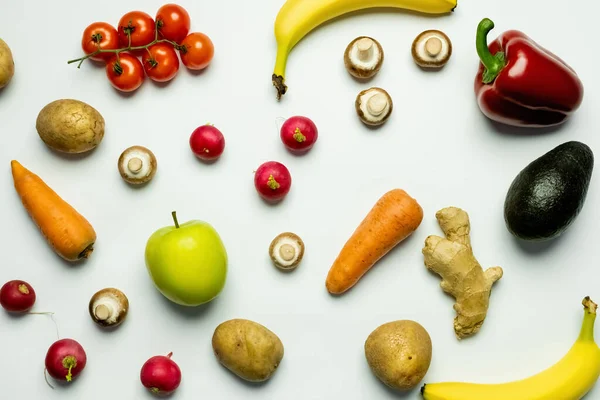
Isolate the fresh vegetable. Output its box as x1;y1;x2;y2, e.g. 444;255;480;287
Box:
412;29;452;68
0;280;36;312
326;189;423;295
474;18;584;127
422;207;503;339
179;32;214;70
212;319;284;382
280;116;318;154
0;38;14;89
504;141;594;241
269;232;305;271
11;160;97;262
45;339;87;384
145;211;228;306
343;36;384;79
118;145;158;185
365;320;432;390
422;297;600;400
355;87;393;126
36;99;105;154
117;10;156;48
142;43;179;82
89;288;129;328
271;0;457;99
254;161;292;202
81;22;120;62
189;124;225;161
156;4;191;43
106;52;145;92
140;352;182;396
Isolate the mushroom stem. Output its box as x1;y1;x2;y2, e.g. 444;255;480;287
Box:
127;157;143;174
367;94;388;116
356;38;374;62
279;244;296;261
94;304;112;321
425;37;442;57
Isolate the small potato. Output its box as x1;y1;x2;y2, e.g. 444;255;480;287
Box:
0;38;15;89
364;320;432;391
212;319;284;382
36;99;105;154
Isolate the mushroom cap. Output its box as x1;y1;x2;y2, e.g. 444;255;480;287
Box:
344;36;384;79
411;30;452;68
88;288;129;328
269;232;305;271
355;87;393;126
117;145;157;185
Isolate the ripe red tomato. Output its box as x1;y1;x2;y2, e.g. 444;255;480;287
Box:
81;22;120;62
117;11;156;48
106;52;145;92
142;43;180;82
179;32;214;70
156;4;190;43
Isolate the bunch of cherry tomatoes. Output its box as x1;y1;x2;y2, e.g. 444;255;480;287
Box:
73;4;214;92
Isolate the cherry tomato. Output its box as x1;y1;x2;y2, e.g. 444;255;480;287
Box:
142;43;180;82
117;11;156;48
106;52;145;92
156;4;190;43
81;22;120;62
179;32;214;70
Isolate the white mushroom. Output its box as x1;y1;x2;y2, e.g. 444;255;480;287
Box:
355;87;393;126
118;145;157;185
344;36;384;79
89;288;129;328
411;30;452;68
269;232;305;271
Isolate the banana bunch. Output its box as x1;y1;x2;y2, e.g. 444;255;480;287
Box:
271;0;458;100
422;297;600;400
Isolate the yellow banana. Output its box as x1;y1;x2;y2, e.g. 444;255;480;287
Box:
271;0;457;100
422;297;600;400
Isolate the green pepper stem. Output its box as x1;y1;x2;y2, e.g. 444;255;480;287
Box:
476;18;506;84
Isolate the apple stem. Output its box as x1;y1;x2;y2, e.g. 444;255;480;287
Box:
171;211;180;229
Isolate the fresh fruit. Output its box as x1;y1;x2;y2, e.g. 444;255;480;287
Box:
179;32;214;70
504;141;594;241
36;99;105;154
280;116;318;154
81;22;120;62
88;288;129;328
212;319;284;382
271;0;458;99
0;38;14;89
45;339;87;383
421;297;600;400
142;42;180;82
156;4;191;43
106;52;145;92
189;124;225;161
117;10;156;48
145;212;228;306
140;352;182;395
253;161;292;202
0;280;36;312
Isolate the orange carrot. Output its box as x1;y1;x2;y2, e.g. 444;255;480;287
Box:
11;160;96;262
326;189;423;295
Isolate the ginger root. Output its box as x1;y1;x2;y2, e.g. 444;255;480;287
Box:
422;207;503;339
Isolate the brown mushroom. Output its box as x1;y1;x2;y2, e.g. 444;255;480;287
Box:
269;232;305;271
89;288;129;328
344;36;384;79
118;145;157;185
411;30;452;68
355;87;393;126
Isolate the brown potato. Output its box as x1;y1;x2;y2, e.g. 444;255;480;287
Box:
0;38;14;89
364;320;432;390
212;319;284;382
36;99;105;154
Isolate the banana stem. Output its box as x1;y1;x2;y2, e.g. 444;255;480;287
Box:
579;297;598;342
272;46;289;100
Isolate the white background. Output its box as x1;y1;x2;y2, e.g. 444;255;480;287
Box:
1;0;599;399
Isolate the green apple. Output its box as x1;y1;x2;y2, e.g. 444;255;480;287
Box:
145;211;227;306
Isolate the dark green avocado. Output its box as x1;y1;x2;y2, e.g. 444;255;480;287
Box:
504;141;594;241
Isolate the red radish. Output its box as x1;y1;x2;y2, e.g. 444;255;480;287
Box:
254;161;292;202
0;280;36;312
189;124;225;161
140;352;182;395
45;339;87;383
280;116;318;154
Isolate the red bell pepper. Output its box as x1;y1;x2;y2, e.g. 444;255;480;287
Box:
474;18;584;128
